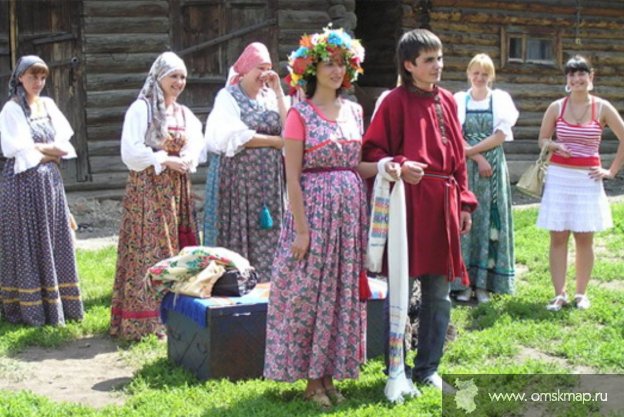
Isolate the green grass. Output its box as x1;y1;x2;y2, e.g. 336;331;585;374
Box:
1;203;623;416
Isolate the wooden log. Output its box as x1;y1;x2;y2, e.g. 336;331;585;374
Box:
86;73;146;91
82;16;169;34
88;140;121;157
432;0;624;19
430;10;621;30
429;21;501;35
86;106;128;125
436;31;499;47
84;33;170;54
83;1;168;18
277;0;330;9
89;155;127;173
84;52;158;73
277;10;330;30
86;89;137;108
87;123;123;142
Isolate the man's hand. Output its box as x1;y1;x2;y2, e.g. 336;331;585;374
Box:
384;161;401;180
401;161;428;184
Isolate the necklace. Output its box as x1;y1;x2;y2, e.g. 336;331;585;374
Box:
568;98;591;124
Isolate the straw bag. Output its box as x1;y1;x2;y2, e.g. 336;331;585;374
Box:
516;145;551;198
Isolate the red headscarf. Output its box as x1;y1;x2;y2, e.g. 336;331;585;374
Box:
227;42;272;85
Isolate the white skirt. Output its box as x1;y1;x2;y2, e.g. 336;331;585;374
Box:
537;164;612;232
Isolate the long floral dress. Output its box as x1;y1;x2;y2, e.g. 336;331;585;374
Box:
0;109;83;326
110;104;198;340
264;99;368;382
452;94;515;294
203;84;284;281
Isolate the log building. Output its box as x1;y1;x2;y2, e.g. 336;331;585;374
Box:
1;0;622;191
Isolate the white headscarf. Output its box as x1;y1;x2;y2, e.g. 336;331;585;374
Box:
138;52;187;148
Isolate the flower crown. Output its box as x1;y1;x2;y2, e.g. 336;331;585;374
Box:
285;26;365;93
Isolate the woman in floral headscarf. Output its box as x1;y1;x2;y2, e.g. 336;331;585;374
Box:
202;42;287;281
110;52;204;341
0;55;83;326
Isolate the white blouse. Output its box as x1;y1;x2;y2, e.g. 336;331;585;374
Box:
0;98;76;174
454;88;519;142
203;86;281;158
121;99;205;174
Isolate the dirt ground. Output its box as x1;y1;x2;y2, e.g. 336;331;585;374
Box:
1;178;622;409
0;336;134;408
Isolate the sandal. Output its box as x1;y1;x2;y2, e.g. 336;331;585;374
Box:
546;294;568;312
456;288;472;302
325;386;346;404
574;294;591;310
303;388;332;409
475;289;490;304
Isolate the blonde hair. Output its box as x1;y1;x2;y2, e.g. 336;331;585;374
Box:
466;53;495;83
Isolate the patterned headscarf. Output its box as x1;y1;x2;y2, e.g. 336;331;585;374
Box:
138;51;187;148
7;55;47;119
226;42;272;85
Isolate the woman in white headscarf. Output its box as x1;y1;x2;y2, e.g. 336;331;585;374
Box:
110;52;204;341
0;55;83;326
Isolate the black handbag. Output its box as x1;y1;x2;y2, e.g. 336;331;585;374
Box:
211;268;258;297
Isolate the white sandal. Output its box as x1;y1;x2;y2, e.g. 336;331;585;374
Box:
574;294;591;310
475;289;490;304
546;294;568;311
456;288;472;302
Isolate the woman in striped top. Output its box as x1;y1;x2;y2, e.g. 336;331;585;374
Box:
537;55;624;311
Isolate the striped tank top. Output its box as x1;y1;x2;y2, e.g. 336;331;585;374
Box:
555;96;602;158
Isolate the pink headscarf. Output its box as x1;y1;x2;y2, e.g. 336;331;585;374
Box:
226;42;272;85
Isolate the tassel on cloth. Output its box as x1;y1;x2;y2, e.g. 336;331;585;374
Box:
178;226;198;250
259;204;274;230
359;270;372;301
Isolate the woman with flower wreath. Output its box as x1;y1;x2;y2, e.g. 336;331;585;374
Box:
263;28;381;408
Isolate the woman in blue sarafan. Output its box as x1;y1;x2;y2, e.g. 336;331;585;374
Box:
0;55;83;326
452;53;519;304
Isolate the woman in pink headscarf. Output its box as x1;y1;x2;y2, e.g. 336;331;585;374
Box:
202;42;287;281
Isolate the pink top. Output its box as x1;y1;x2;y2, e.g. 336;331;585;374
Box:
555;96;603;158
283;99;362;142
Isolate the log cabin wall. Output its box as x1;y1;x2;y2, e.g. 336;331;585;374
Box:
5;1;620;190
78;0;278;192
79;0;171;191
276;0;357;71
403;0;624;179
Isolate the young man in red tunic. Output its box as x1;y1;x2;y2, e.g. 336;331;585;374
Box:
362;29;478;390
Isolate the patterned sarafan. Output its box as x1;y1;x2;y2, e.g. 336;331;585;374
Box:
264;99;368;382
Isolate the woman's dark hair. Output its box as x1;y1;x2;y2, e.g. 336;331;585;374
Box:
564;55;593;75
397;29;442;87
303;73;343;99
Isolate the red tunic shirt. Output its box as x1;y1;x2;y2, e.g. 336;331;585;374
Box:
362;85;478;283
